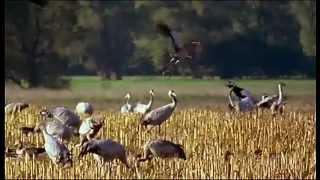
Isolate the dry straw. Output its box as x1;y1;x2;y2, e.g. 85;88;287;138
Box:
5;106;316;179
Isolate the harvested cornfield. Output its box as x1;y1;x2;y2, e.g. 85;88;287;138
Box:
5;106;316;179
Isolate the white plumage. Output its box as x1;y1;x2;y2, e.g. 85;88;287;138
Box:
121;93;133;113
133;89;155;114
270;83;286;115
256;83;286;115
42;128;72;168
77;116;103;147
75;102;93;118
256;94;278;108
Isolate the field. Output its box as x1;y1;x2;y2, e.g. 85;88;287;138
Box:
5;76;316;179
5;76;316;111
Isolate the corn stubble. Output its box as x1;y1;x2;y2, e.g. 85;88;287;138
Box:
5;106;316;179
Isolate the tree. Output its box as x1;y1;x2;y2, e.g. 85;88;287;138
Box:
289;1;316;57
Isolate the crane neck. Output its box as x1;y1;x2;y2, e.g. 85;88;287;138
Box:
170;95;177;107
278;84;283;103
147;93;154;108
126;97;130;105
228;90;235;108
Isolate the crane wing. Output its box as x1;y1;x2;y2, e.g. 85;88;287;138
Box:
156;23;182;52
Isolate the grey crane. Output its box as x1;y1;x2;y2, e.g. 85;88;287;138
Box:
19;108;80;142
76;116;103;147
136;139;186;166
34;118;75;144
140;90;177;133
256;83;286;115
40;106;81;134
78;139;130;169
75;102;94;119
20;109;79;141
5;102;29;115
156;23;202;74
256;94;278;109
121;93;133;113
226;81;258;104
42;127;73;168
133;89;155;114
270;83;286;115
227;89;256;112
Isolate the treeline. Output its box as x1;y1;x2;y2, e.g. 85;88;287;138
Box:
5;0;315;88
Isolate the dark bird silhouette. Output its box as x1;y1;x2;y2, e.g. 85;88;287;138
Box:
226;81;257;103
156;23;201;74
136;139;186;167
78;139;131;169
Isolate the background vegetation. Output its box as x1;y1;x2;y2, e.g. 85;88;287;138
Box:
5;0;316;88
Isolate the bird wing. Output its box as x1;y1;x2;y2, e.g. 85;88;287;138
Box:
170;31;183;51
156;23;182;52
121;104;132;113
45;121;64;137
53;107;81;128
98;140;125;158
79;120;92;135
149;140;180;158
239;97;255;112
75;103;86;114
257;96;276;107
143;104;174;125
44;137;61;159
134;103;148;113
241;89;258;103
76;102;93;115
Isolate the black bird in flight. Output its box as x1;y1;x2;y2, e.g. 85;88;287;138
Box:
156;23;202;75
